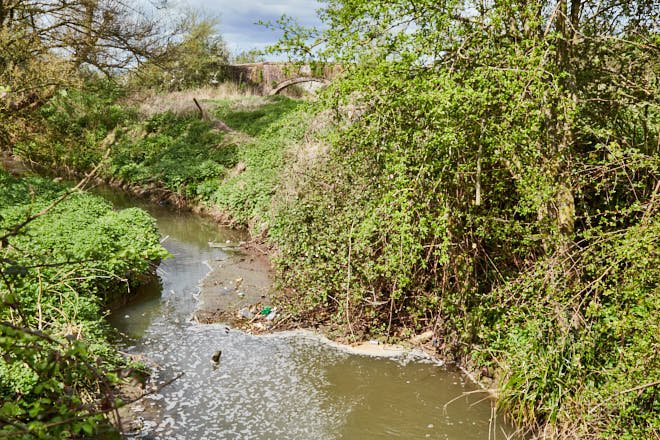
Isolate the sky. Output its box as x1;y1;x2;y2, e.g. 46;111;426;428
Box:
184;0;324;56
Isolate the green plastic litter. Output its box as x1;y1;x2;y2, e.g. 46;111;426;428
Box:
260;306;272;315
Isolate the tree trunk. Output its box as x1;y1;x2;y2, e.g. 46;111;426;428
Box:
547;0;579;255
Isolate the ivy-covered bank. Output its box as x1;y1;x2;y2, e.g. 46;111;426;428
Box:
0;170;167;437
14;84;314;232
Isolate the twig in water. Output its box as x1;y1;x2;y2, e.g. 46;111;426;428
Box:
122;372;185;407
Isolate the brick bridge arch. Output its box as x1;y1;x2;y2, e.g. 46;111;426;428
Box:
224;62;340;95
269;77;331;95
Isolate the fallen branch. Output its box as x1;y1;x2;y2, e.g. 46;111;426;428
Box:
192;98;233;132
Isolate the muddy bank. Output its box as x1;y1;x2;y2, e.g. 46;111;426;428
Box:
176;220;499;397
193;244;276;327
193;249;498;398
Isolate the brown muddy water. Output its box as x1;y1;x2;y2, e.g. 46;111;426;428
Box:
1;158;522;439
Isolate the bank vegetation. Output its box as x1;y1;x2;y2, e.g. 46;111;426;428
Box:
1;0;659;438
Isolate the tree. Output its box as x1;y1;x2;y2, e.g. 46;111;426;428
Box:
231;49;265;64
129;9;230;90
267;0;659;436
0;0;173;146
0;0;168;72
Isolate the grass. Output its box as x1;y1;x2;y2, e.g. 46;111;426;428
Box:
110;94;310;231
125;83;258;117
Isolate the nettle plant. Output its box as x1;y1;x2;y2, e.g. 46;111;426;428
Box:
0;170;168;438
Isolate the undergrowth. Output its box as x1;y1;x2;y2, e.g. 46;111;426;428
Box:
14;86;311;231
0;170;168;437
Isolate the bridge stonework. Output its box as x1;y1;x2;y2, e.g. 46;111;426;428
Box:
223;62;340;95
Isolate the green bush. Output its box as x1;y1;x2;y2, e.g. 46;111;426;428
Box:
264;0;660;436
0;170;168;437
15;81;137;170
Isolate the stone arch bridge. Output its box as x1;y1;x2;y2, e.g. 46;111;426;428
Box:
223;62;340;95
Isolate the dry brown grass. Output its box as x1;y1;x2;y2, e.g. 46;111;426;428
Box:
228;96;271;112
288;109;334;176
276;138;330;206
125;83;258;117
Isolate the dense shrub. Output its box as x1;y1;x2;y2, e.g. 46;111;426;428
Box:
266;0;660;437
0;170;168;437
15;80;137;170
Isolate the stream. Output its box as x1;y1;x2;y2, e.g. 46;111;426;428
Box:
1;155;519;439
99;188;517;440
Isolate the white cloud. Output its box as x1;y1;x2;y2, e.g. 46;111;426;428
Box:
182;0;323;54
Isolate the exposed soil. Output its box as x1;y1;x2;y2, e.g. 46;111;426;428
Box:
193;244;276;327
